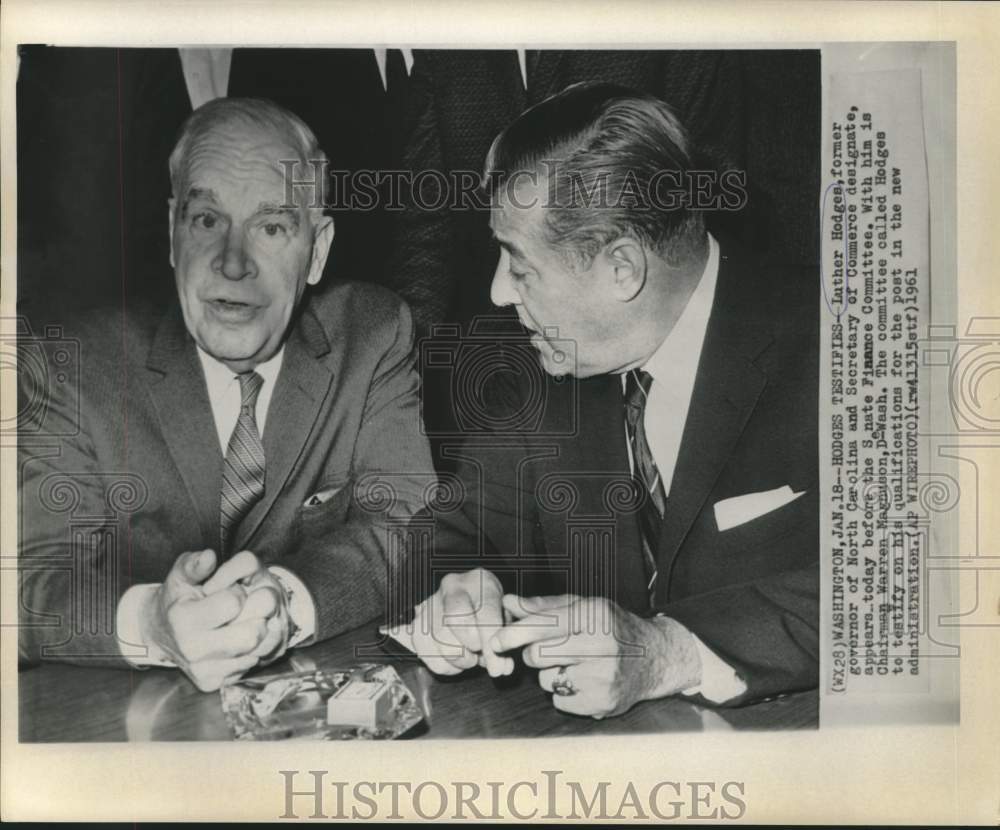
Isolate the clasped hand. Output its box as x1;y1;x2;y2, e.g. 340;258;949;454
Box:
399;568;701;718
139;549;291;691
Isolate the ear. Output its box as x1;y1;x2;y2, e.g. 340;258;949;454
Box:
306;215;335;286
167;198;177;269
603;237;647;302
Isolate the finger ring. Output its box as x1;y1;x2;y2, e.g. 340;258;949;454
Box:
551;666;577;697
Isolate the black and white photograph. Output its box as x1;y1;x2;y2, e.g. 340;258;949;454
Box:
15;42;821;737
1;0;996;824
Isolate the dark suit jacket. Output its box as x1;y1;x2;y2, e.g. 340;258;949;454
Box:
417;242;818;705
386;49;820;337
18;281;434;666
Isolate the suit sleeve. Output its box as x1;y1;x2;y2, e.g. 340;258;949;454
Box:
389;373;543;620
277;299;437;642
658;526;819;706
431;439;541;594
18;346;137;667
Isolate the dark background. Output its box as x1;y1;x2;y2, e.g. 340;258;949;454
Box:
16;46;820;330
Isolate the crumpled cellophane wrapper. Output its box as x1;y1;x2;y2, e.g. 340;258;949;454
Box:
221;663;423;740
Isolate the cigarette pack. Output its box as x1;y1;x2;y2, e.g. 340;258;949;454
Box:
327;679;393;728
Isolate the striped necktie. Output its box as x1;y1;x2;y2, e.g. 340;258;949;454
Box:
624;369;666;603
220;371;266;556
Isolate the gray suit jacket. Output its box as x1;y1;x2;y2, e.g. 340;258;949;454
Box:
18;281;434;665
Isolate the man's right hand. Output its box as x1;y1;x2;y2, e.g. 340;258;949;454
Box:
137;549;283;691
405;568;514;678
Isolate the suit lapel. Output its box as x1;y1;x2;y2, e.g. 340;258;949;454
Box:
234;303;335;550
145;306;224;549
653;248;773;601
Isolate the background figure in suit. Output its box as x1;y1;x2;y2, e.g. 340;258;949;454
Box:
397;83;818;716
16;46;410;317
386;49;820;337
19;98;434;692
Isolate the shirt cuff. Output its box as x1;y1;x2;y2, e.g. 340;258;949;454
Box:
268;566;316;648
682;631;747;704
117;584;174;667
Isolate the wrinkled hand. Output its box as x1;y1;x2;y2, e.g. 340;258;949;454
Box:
402;568;514;677
139;549;288;691
489;594;701;718
207;551;292;665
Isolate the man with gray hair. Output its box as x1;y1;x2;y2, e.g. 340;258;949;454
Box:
19;97;433;691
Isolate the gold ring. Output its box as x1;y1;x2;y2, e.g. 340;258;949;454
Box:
551;666;578;697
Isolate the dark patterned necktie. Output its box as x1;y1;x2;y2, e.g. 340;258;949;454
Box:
624;369;666;601
220;371;265;556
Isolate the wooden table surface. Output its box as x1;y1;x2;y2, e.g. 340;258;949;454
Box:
19;622;817;741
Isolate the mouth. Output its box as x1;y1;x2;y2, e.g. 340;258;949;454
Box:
523;324;544;350
517;314;539;336
519;316;549;345
205;298;261;321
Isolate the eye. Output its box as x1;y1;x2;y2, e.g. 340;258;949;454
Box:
263;222;287;237
192;212;219;230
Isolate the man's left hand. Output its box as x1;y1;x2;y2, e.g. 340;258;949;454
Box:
489;594;702;718
203;551;291;665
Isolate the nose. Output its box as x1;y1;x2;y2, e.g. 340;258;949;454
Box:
215;226;256;281
490;251;521;308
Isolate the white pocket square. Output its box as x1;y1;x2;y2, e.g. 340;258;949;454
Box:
713;485;805;532
303;485;342;508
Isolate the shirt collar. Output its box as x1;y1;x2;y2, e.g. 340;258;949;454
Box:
196;345;285;402
643;233;720;383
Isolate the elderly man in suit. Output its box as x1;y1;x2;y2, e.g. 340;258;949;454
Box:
399;83;818;716
19;97;433;691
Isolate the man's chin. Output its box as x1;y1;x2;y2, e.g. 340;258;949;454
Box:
198;333;270;371
536;349;576;378
532;337;577;378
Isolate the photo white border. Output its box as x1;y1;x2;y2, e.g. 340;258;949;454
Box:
2;0;997;822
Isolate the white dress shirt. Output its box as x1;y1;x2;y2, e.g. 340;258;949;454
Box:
117;347;316;666
622;234;748;704
197;345;283;449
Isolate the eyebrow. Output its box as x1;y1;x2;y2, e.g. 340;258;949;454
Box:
180;187;218;217
254;203;301;227
179;193;301;228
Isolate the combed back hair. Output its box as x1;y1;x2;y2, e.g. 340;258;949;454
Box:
484;81;706;268
168;97;329;214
